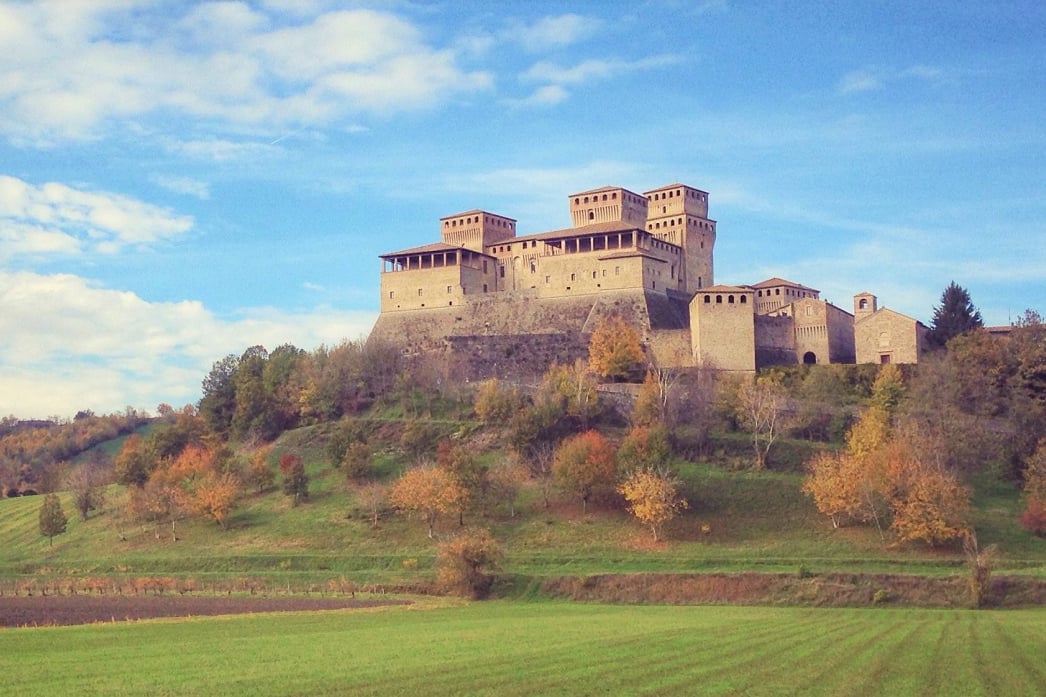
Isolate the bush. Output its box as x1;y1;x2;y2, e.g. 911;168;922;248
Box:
1020;498;1046;536
436;528;503;599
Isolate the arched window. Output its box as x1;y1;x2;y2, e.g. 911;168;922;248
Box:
716;295;723;304
728;295;735;304
704;295;711;304
740;295;747;304
859;298;869;310
803;352;817;365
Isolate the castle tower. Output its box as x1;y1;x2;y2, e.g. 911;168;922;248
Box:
854;292;878;320
568;187;648;228
440;210;516;252
644;184;716;293
689;285;755;371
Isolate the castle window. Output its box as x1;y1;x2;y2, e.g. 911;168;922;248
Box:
447;286;452;294
716;295;723;304
704;295;710;304
775;289;780;295
592;271;597;279
602;194;608;201
531;261;536;273
483;260;488;273
545;275;550;284
389;291;394;299
615;266;620;275
740;295;747;304
728;295;735;304
588;211;595;221
612;192;617;199
574;198;579;205
570;273;576;281
417;288;423;296
859;298;869;310
499;266;505;278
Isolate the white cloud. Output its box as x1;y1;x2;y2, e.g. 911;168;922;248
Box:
512;14;599;52
0;270;378;418
523;55;682;85
0;4;492;143
0;175;193;255
151;175;211;200
506;85;570;108
838;69;882;94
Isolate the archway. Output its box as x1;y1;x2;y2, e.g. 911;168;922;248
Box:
803;352;817;365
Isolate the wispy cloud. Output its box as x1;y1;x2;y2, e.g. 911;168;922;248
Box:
510;14;600;52
838;64;949;95
838;69;883;94
152;175;211;200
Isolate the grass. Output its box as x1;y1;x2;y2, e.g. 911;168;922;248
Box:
2;602;1045;696
1;421;1043;587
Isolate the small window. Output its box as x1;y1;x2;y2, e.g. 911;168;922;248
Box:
417;288;423;296
570;273;576;281
545;275;550;284
728;295;735;304
740;295;747;304
716;295;723;304
704;295;711;304
389;291;394;299
447;286;452;294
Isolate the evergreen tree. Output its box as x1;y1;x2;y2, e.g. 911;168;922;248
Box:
928;281;983;349
38;493;68;546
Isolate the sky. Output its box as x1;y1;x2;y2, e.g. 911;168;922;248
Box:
1;0;1044;419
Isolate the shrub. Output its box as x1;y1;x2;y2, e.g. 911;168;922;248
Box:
435;528;503;599
1019;498;1046;536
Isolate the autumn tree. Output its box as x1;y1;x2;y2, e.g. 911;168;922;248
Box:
588;315;645;382
618;468;688;542
632;369;682;427
927;281;983;349
736;375;789;469
245;446;276;494
66;462;108;521
435;528;503;598
187;471;241;529
436;440;487;525
38;493;68;546
486;458;529;518
1020;440;1046;535
617;425;672;473
473;379;525;425
355;482;389;528
540;360;602;429
553;430;617;512
882;433;971;546
279;454;309;506
389;466;465;538
113;434;155;488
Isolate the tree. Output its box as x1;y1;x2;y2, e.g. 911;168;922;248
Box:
435;528;503;599
66;463;108;521
553;430;617;512
199;353;240;436
883;435;971;546
355;482;389;528
279;454;309;506
486;458;528;518
927;281;983;349
389;466;466;538
435;440;487;525
588;315;645;382
540;360;601;428
38;493;68;546
618;468;688;541
632;369;682;427
113;434;156;488
1020;440;1046;536
341;441;373;481
474;379;524;425
736;375;788;469
187;471;241;529
245;446;276;494
617;425;672;473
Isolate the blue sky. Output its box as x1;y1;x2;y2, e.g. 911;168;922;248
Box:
1;0;1044;418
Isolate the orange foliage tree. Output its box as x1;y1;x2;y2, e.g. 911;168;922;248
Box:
553;430;617;512
618;468;688;542
588;315;645;382
1019;439;1046;535
435;527;503;598
186;471;241;529
389;466;466;538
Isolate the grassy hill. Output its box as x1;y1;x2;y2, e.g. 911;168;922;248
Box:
1;416;1043;595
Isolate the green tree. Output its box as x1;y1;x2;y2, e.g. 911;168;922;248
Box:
199;353;240;436
927;281;983;349
65;463;107;521
113;433;155;488
38;493;68;546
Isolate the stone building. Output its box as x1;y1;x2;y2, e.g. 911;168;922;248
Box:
853;293;928;364
371;183;918;377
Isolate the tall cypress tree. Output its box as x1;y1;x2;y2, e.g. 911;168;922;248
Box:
928;281;983;349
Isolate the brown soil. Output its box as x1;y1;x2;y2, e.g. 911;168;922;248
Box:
0;595;409;628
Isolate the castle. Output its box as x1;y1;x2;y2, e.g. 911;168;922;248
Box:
370;183;927;378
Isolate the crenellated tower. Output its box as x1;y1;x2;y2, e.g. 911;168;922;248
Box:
643;184;716;293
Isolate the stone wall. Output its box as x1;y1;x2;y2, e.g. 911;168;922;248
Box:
855;308;926;364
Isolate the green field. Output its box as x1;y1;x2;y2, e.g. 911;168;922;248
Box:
2;602;1045;696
